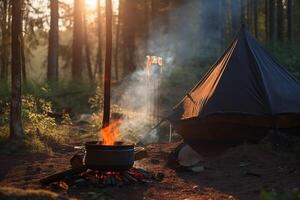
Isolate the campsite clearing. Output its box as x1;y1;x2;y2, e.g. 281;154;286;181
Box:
0;142;299;200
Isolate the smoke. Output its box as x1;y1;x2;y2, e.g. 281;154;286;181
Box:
113;0;236;144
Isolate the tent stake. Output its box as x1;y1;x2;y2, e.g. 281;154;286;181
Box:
169;123;172;143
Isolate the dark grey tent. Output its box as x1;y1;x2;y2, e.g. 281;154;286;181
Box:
170;26;300;145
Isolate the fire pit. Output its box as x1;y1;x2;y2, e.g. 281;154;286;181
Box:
84;141;134;171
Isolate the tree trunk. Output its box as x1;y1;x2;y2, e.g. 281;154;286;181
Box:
287;0;293;41
253;0;258;37
123;0;136;73
102;0;113;128
83;2;93;83
231;0;241;37
47;0;59;82
240;0;245;24
95;0;103;80
10;0;24;138
247;0;251;30
21;36;26;83
72;0;84;81
269;0;276;41
113;2;120;82
0;0;9;81
265;0;269;41
276;0;284;41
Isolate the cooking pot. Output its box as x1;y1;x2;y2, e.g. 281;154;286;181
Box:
84;141;134;170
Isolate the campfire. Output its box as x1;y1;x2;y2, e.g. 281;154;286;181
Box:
100;119;121;146
40;118;162;189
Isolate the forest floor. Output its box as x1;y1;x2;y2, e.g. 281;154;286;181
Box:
0;137;300;200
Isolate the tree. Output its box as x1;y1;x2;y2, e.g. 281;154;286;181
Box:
95;0;103;79
231;0;241;37
122;0;136;73
47;0;59;82
0;0;10;82
265;0;268;41
113;2;120;82
72;0;84;81
269;0;276;41
276;0;284;41
287;0;293;41
83;2;93;83
21;36;26;83
10;0;24;138
253;0;258;37
102;0;113;128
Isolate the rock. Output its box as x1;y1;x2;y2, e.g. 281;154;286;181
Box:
191;165;205;173
155;172;164;181
193;185;199;189
239;162;250;167
150;159;160;165
178;144;204;167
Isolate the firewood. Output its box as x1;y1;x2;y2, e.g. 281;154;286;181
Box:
70;153;84;169
40;166;87;185
122;172;137;183
134;146;148;161
111;176;116;186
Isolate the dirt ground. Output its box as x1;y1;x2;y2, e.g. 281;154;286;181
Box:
0;142;300;200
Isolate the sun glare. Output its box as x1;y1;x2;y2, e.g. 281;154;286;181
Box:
85;0;119;10
86;0;98;9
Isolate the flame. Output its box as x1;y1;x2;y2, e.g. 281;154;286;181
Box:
100;120;121;145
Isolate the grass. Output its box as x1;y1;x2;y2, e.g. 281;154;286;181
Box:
260;188;300;200
0;186;77;200
0;127;70;156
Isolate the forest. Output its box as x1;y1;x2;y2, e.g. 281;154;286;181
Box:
0;0;300;200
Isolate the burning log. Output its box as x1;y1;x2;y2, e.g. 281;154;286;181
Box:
41;167;160;188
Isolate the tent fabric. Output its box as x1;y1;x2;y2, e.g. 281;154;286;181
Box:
170;26;300;122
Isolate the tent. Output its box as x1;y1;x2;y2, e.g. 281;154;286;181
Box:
169;26;300;145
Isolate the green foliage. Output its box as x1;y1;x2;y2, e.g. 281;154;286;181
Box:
22;95;56;133
266;42;300;78
160;64;207;107
88;85;104;113
260;189;300;200
23;80;95;113
0;94;69;155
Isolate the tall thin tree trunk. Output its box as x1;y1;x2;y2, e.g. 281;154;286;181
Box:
21;37;26;83
240;0;245;24
276;0;284;41
247;0;251;29
1;0;9;81
231;0;240;36
102;0;113;128
47;0;59;82
265;0;269;41
220;0;225;49
72;0;84;81
95;0;103;80
253;0;258;37
10;0;24;138
113;2;120;82
287;0;293;41
122;0;136;73
83;2;93;83
269;0;276;41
